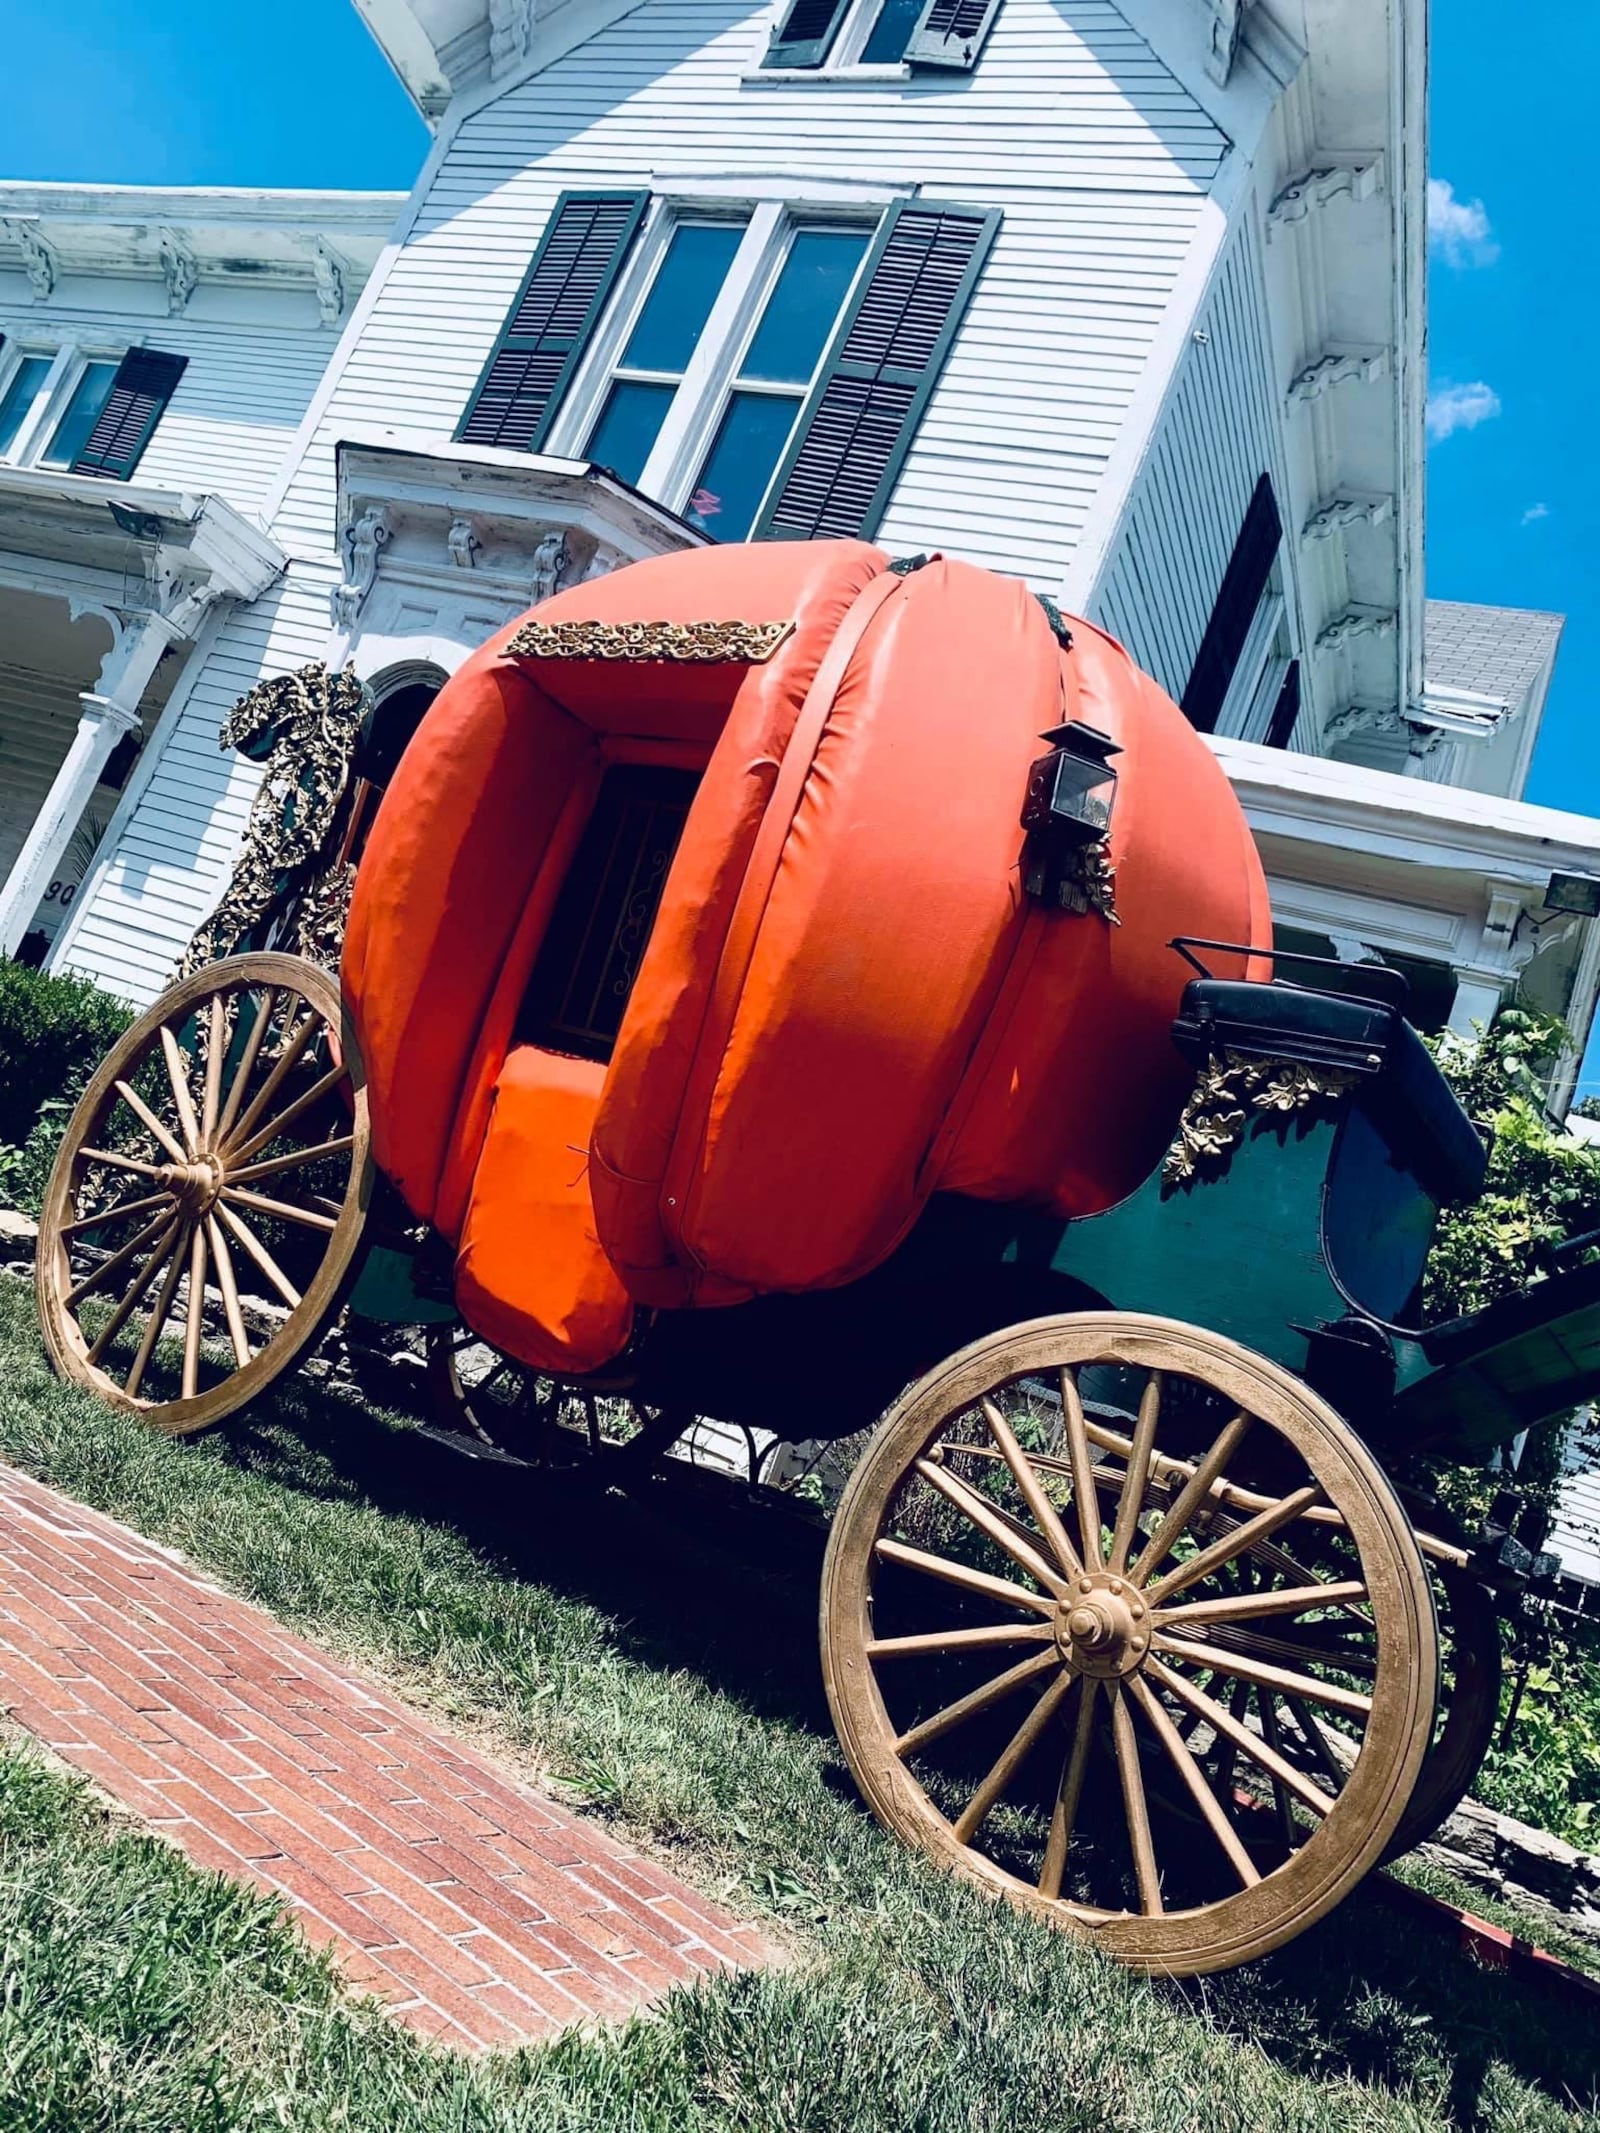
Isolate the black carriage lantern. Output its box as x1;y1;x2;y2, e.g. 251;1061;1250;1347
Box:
1020;719;1121;908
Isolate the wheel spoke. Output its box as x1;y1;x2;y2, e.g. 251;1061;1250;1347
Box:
1131;1411;1252;1587
227;1061;348;1169
914;1457;1072;1600
1109;1682;1162;1915
980;1397;1084;1578
181;1224;209;1399
1145;1657;1336;1818
952;1669;1074;1844
873;1537;1057;1617
226;1134;355;1186
1156;1578;1368;1630
221;1011;319;1157
1283;1694;1351;1791
866;1622;1057;1659
894;1647;1061;1759
213;1199;302;1310
200;996;227;1142
113;1079;187;1165
1107;1370;1161;1575
1059;1368;1105;1568
123;1222;192;1399
78;1147;164;1180
1124;1671;1260;1889
60;1189;173;1238
1039;1675;1099;1900
66;1208;176;1308
1256;1689;1299;1851
1152;1632;1372;1719
205;1213;252;1369
159;1026;202;1154
214;986;277;1145
86;1216;183;1364
221;1185;338;1234
1143;1485;1322;1609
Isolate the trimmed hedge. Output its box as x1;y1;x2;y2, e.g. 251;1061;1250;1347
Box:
0;961;132;1153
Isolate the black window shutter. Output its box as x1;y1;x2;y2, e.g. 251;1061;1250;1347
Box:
763;0;854;67
754;201;999;543
1264;658;1301;748
70;348;187;481
904;0;1005;69
458;191;649;453
1180;473;1282;734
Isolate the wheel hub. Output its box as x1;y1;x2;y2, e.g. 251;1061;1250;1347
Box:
1055;1570;1149;1679
158;1154;224;1218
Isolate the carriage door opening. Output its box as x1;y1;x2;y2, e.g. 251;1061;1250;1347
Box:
517;763;701;1061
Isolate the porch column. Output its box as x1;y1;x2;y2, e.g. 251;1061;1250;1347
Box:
0;608;181;959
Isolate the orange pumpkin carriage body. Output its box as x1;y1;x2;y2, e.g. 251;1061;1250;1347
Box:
341;540;1269;1378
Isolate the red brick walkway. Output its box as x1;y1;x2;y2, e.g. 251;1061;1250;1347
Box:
0;1461;769;2051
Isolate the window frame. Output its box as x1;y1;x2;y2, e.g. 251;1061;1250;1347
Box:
548;196;879;534
0;339;148;471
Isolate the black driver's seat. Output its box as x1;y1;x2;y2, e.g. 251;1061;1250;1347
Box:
1171;979;1488;1207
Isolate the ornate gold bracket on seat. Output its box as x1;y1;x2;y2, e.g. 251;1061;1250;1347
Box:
179;663;369;978
1163;1049;1358;1185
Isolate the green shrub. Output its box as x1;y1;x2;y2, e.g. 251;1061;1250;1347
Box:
0;962;131;1202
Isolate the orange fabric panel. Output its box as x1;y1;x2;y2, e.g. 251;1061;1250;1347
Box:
432;764;602;1245
657;560;1061;1295
453;1047;634;1376
588;541;890;1304
342;631;591;1223
936;626;1270;1216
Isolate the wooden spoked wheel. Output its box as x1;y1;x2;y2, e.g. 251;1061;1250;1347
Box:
821;1313;1438;1975
1385;1561;1501;1858
36;953;371;1435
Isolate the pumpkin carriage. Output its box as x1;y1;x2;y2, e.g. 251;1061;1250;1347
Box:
33;539;1596;1975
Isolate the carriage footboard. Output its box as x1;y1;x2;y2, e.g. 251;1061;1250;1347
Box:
1391;1253;1600;1451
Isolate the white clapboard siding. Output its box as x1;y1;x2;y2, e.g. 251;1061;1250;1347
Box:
0;303;333;517
273;0;1225;587
1088;219;1287;704
0;665;89;887
59;567;335;1004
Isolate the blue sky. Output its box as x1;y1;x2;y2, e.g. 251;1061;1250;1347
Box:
6;0;1591;1048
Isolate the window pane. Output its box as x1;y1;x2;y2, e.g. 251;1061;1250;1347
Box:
740;229;869;385
687;391;801;540
0;356;52;458
621;222;745;376
42;361;119;469
860;0;927;63
586;378;676;486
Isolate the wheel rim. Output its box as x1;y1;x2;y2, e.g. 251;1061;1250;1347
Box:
36;953;370;1435
820;1312;1437;1976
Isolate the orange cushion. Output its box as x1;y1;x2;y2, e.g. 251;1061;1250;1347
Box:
453;1046;634;1376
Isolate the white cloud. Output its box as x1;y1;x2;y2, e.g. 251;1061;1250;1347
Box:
1522;502;1550;525
1428;178;1500;266
1426;381;1502;441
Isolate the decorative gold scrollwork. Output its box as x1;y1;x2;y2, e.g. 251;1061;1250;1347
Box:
179;663;369;978
1163;1050;1358;1185
1057;837;1119;923
506;617;795;664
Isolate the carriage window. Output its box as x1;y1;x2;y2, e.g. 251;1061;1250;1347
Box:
518;764;700;1061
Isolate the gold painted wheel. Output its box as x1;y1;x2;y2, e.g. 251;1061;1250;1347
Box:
36;953;370;1435
820;1312;1437;1976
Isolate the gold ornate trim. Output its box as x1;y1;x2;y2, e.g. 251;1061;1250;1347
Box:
1163;1049;1358;1185
506;617;795;664
1057;838;1119;924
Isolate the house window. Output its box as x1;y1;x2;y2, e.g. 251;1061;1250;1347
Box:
574;213;872;539
1181;474;1286;736
0;345;184;478
0;354;55;459
459;190;998;544
761;0;1003;71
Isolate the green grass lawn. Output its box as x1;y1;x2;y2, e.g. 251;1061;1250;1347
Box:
0;1278;1596;2133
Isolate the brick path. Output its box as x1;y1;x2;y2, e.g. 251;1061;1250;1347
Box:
0;1461;770;2051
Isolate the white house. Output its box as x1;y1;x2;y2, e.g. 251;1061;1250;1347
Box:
15;0;1599;1106
0;185;401;972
